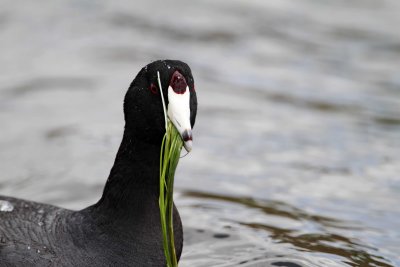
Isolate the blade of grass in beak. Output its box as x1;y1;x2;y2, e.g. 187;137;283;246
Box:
159;121;183;267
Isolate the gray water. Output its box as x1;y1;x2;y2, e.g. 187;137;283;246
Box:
1;0;400;266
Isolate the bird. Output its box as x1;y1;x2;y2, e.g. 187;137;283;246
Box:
0;60;197;267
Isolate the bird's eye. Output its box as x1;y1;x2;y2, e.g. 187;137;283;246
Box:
190;83;195;93
149;83;158;94
187;77;195;92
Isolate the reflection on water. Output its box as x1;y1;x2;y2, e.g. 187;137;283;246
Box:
0;0;400;266
185;191;346;229
181;191;394;267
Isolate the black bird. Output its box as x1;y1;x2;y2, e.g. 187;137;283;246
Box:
0;60;197;266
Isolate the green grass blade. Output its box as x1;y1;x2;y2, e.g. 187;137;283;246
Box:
159;121;183;267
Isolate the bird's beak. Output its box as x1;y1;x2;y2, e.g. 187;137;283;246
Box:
167;72;193;152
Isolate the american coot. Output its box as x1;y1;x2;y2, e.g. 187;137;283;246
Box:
0;60;197;266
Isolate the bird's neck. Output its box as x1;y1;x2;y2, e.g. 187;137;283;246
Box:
74;127;183;263
90;128;162;219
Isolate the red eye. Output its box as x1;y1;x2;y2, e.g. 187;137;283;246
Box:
149;83;158;94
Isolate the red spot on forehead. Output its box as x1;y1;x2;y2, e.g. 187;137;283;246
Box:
170;71;187;94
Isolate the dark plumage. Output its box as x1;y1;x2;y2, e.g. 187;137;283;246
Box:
0;60;197;266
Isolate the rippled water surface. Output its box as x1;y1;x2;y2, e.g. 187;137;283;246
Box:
1;0;400;266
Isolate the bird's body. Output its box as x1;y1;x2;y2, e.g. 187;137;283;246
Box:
0;196;182;267
0;60;197;266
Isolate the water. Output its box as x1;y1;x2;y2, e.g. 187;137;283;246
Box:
0;200;13;212
0;0;399;266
